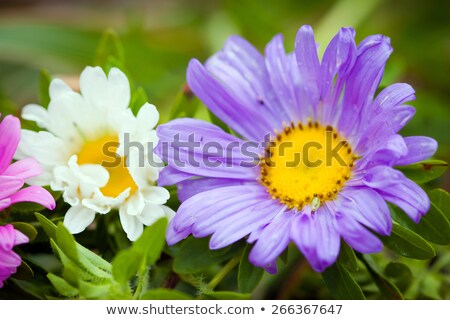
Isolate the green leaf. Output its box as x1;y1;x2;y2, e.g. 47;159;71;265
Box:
130;87;149;116
77;244;112;273
95;29;125;67
134;218;168;266
204;291;251;300
422;274;442;299
78;280;111;299
169;86;200;120
173;237;244;274
112;248;144;285
322;262;365;300
361;255;403;299
34;212;57;239
384;262;413;291
208;110;231;133
12;261;34;281
12;222;37;241
141;288;191;300
47;274;79;297
382;223;436;259
338;241;358;272
429;188;450;222
238;245;264;293
56;222;79;264
391;204;450;245
39;69;52;107
397;159;447;184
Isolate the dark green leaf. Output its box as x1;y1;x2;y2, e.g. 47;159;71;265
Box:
12;222;37;241
204;291;251;300
338;241;358;272
362;255;403;299
12;261;34;281
382;223;436;259
397;159;447;184
384;262;413;291
238;245;264;293
173;237;244;274
141;288;191;300
391;204;450;245
322;262;365;300
134;218;168;266
429;188;450;222
47;274;79;297
112;248;144;285
39;69;52;107
208;110;231;133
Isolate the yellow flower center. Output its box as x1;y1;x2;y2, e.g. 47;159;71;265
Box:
260;121;357;210
77;135;138;198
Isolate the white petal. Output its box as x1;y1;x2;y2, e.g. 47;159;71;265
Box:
161;205;176;221
123;192;145;216
142;186;169;205
79;164;109;188
119;209;144;241
137;203;165;226
49;78;73;100
137;103;159;131
80;66;130;112
63;205;96;234
22;104;49;128
81;198;110;214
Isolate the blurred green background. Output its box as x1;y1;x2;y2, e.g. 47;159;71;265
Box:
0;0;449;300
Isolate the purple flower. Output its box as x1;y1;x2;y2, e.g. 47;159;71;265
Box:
0;114;56;211
0;224;29;288
156;26;437;272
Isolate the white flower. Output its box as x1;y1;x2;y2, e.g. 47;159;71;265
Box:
16;66;174;241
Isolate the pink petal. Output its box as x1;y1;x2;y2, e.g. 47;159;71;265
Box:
0;115;21;174
14;229;29;246
3;158;43;181
0;224;15;251
0;176;24;199
9;186;56;210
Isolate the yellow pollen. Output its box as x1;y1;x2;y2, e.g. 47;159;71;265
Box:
77;135;138;198
260;121;357;210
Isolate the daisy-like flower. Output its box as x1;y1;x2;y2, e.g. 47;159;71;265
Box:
156;26;438;272
0;224;29;288
0;114;55;211
16;67;174;241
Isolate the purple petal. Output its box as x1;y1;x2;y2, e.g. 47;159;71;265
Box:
357;134;408;168
295;25;320;117
372;83;415;115
178;177;250;202
156;118;260;180
158;166;194;186
362;166;429;223
9;186;56;210
340;187;392;236
205;36;283;128
0;115;21;174
166;219;192;246
291;206;340;272
356;105;415;155
0;176;24;199
338;35;393;135
172;184;269;233
264;34;299;121
395;136;438;166
320;27;357;123
187;59;272;140
335;211;383;253
3;158;43;181
209;199;284;249
248;211;292;267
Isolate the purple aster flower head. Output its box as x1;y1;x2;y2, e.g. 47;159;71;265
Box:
156;25;438;272
0;224;29;288
0;114;56;211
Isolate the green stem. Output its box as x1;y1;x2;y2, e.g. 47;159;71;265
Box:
133;263;149;300
207;254;241;290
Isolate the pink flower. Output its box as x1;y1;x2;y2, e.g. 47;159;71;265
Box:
0;224;29;287
0;114;55;211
